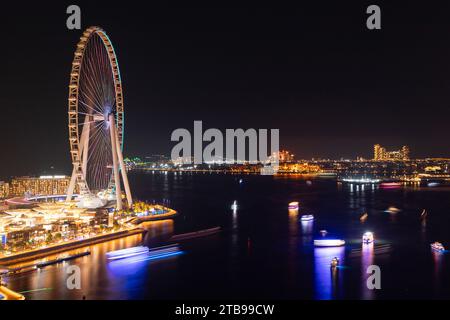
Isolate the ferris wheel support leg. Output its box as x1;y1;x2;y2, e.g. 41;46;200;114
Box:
66;168;77;201
82;118;91;180
66;117;90;201
109;114;123;211
114;129;133;208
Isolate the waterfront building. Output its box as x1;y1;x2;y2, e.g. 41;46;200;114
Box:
373;144;410;161
0;201;105;251
9;176;78;197
0;181;9;199
277;162;321;174
270;150;295;163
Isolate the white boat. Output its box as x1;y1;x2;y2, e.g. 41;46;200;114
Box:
360;213;368;222
106;246;149;260
330;257;339;267
342;178;380;184
288;202;299;210
314;239;345;247
362;232;374;244
231;200;238;211
385;206;400;214
430;242;445;252
319;230;328;236
300;214;314;221
420;209;428;220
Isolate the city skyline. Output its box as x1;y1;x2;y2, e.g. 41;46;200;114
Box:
2;3;450;179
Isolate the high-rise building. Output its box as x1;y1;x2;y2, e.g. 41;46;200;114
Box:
270;150;295;163
373;144;386;161
401;146;410;160
9;176;78;197
373;144;410;161
0;181;9;199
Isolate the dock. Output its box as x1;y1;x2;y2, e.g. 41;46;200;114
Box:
170;227;221;241
0;285;25;300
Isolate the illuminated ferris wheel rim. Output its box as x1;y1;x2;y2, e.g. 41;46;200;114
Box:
67;26;125;197
68;26;124;151
66;26;132;209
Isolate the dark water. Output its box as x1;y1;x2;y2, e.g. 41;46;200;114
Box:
4;172;450;299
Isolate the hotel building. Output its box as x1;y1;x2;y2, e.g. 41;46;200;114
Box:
9;176;78;197
0;181;9;199
373;144;410;161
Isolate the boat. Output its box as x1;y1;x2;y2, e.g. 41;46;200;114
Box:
319;230;328;236
147;244;182;258
170;227;221;241
427;182;440;187
106;246;149;260
330;257;339;268
341;178;380;184
362;232;374;244
380;182;402;189
300;214;314;222
360;213;368;222
314;239;346;247
420;209;428;220
430;242;445;252
36;251;91;268
385;206;400;214
288;202;299;210
231;200;238;211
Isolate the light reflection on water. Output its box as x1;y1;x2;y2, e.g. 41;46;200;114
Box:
3;173;450;299
361;243;375;300
314;246;345;300
300;220;313;245
4;220;175;300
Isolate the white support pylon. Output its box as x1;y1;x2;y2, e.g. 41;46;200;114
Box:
66;116;90;201
109;114;123;210
82;116;91;180
114;126;133;207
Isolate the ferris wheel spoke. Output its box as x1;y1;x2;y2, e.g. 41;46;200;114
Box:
77;110;102;117
80;77;106;113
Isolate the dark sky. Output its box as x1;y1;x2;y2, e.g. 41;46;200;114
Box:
2;1;450;179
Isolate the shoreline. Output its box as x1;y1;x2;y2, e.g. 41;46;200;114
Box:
132;208;178;223
0;228;146;265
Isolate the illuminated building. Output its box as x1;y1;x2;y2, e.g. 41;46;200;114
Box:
373;144;410;161
373;144;385;161
424;166;442;173
270;150;295;163
9;176;78;197
277;162;321;173
0;181;9;199
401;146;410;160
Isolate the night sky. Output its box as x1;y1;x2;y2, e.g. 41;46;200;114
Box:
2;2;450;179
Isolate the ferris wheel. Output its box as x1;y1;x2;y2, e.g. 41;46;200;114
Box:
66;26;132;210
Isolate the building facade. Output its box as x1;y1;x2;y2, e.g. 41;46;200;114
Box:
373;144;410;161
0;181;9;199
9;176;77;197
